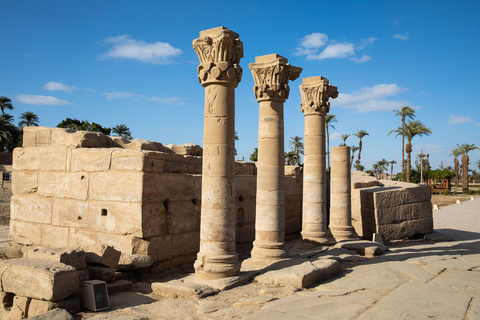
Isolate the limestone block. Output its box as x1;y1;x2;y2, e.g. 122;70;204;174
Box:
0;258;79;301
70;148;112;172
143;173;195;201
171;231;200;257
89;200;143;236
117;254;153;270
236;222;255;244
151;280;217;298
22;126;42;147
113;138;157;151
254;258;340;289
69;229;136;254
38;172;89;200
86;265;116;282
9;295;30;320
236;199;256;224
27;296;81;317
166;200;200;234
4;242;24;259
374;185;431;208
285;166;300;177
139;235;173;261
152;142;174;153
24;247;86;270
41;225;69;248
10;194;52;224
90;171;143;202
285;177;302;196
9;220;42;246
111;149;165;172
377;218;434;240
285;195;301;217
78;269;89;282
84;244;121;268
12;171;38;194
375;200;433;224
52;198;89;228
235;176;257;198
0;292;14;319
25;308;74;320
285;216;301;235
163;160;188;173
334;240;388;257
185;156;202;174
13;147;67;171
142;202;167;237
107;280;133;295
167;143;203;156
235;162;256;176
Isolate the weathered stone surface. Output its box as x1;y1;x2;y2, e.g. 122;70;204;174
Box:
9;220;42;246
166;200;200;234
89;201;143;236
27;296;81;317
118;253;153;270
143;173;195;201
151;280;218;298
376;200;433;224
377;218;434;240
86;265;116;282
90;171;143;202
24;247;86;270
13;147;67;171
12;170;38;194
40;225;69;248
52;198;89;228
0;258;79;301
107;280;133;295
235;162;256;175
78;269;89;282
234;296;276;306
334;240;388;256
111;149;165;172
9;295;30;320
38;172;89;200
70;148;112;172
254;258;340;288
4;241;24;258
374;185;431;208
424;231;454;242
85;244;121;268
166;143;203;156
10;194;52;224
25;308;74;320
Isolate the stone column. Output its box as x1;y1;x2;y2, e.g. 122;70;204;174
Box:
249;54;302;261
299;76;338;244
329;146;357;241
192;27;243;279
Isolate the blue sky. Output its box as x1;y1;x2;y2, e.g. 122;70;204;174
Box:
2;0;479;171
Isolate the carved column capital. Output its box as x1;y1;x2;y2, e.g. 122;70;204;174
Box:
249;54;302;102
193;26;243;87
299;76;339;115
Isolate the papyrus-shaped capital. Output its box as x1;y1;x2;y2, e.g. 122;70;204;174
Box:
193;27;243;87
249;54;302;102
299;76;339;115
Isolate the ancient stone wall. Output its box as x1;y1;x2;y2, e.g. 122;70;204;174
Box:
10;127;302;267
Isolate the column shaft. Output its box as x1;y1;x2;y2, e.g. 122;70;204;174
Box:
302;114;329;243
329;146;356;241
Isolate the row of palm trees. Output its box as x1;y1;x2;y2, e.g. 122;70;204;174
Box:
451;143;479;190
336;129;369;171
388;106;432;183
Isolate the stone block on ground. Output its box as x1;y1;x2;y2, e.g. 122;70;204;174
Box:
0;258;79;301
4;241;24;259
254;258;340;289
27;296;81;317
424;231;455;242
334;240;389;257
151;280;218;298
107;280;133;295
25;308;73;320
86;265;116;282
166;143;202;156
78;269;90;282
9;295;30;320
184;271;257;290
117;253;153;270
84;244;121;268
24;247;86;270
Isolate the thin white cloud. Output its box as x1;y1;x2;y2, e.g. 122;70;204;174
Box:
16;94;73;105
44;81;94;93
331;84;414;112
414;143;448;153
100;35;182;64
330;132;342;141
295;33;377;62
103;91;183;105
351;55;372;63
393;33;409;41
448;115;473;125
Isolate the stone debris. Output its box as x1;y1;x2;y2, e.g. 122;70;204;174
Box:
27;296;82;317
424;231;455;242
107;280;133;295
25;308;73;320
85;244;121;269
86;265;116;282
151;280;218;299
166;143;203;156
24;247;86;270
117;253;153;270
254;258;340;289
0;258;79;301
334;240;389;257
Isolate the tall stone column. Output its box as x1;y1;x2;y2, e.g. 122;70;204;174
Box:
299;76;338;244
192;27;243;279
249;54;302;261
329;146;357;241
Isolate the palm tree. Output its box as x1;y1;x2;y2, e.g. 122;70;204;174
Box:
250;148;258;162
285;151;297;165
457;143;479;191
112;124;132;138
289;136;304;166
451;148;461;187
0;117;14;150
393;106;415;176
390;160;397;177
18;111;40;128
0;96;13;115
376;159;389;179
340;134;350;147
477;159;480;171
353;130;369;170
325;114;337;169
403;120;432;182
350;145;359;168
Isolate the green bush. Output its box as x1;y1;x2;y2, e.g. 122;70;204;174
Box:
464;190;478;195
443;190;451;196
453;191;458;195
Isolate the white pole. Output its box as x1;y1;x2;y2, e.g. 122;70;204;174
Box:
420;148;423;184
